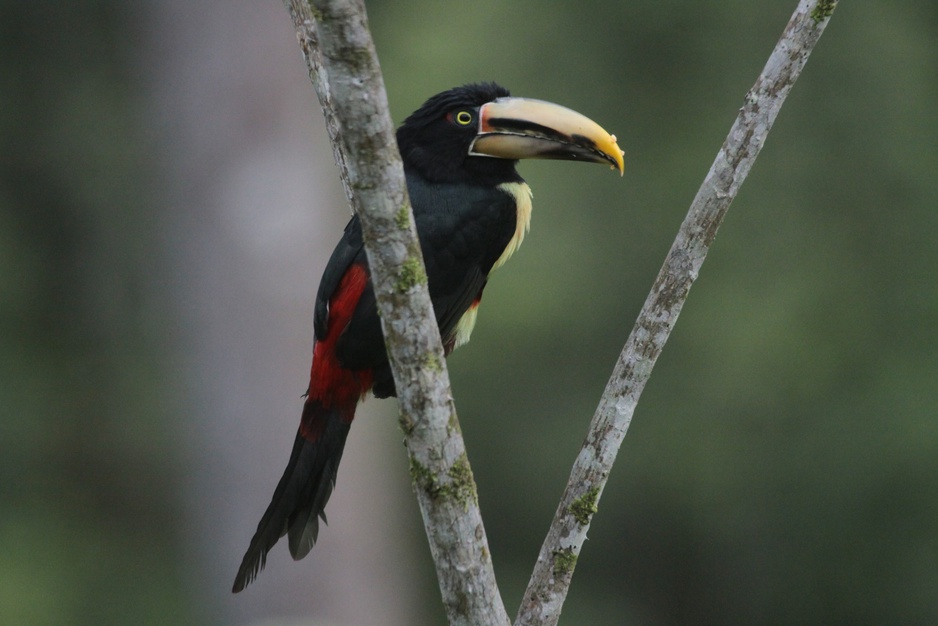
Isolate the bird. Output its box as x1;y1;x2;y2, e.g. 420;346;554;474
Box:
232;82;623;592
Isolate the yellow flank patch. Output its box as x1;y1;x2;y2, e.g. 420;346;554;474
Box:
453;302;479;350
493;182;534;270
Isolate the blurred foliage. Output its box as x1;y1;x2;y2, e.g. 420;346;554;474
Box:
3;0;937;624
0;2;191;624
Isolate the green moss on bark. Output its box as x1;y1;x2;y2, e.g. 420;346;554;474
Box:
395;203;411;230
810;0;837;22
396;256;427;292
569;486;600;526
408;453;477;508
552;547;578;577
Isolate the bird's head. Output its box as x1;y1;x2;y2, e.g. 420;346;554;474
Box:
396;82;624;186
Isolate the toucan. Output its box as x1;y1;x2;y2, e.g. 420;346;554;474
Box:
232;82;623;592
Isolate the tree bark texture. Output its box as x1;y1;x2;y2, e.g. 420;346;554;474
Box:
281;1;509;625
515;2;838;625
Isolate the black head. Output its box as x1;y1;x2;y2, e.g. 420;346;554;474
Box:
396;82;522;186
396;83;625;186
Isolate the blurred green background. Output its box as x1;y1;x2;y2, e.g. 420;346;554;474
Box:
3;1;937;624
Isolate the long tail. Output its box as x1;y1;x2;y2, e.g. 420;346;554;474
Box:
232;400;353;593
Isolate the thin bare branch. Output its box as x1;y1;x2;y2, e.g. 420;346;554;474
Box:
515;2;839;624
281;1;509;624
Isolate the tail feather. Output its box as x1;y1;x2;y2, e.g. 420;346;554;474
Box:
232;403;351;593
287;443;347;560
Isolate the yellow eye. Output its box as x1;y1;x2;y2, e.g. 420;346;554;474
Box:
455;110;473;126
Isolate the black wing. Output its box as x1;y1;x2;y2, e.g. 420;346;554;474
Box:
323;176;518;394
313;216;369;342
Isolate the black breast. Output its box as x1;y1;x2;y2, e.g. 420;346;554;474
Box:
334;174;518;397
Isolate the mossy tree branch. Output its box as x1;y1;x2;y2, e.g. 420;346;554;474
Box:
280;0;837;624
281;1;509;624
515;2;838;624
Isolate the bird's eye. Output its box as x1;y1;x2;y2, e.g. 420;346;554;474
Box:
454;110;473;126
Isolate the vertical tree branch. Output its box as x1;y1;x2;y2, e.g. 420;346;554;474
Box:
515;2;838;625
281;1;509;624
